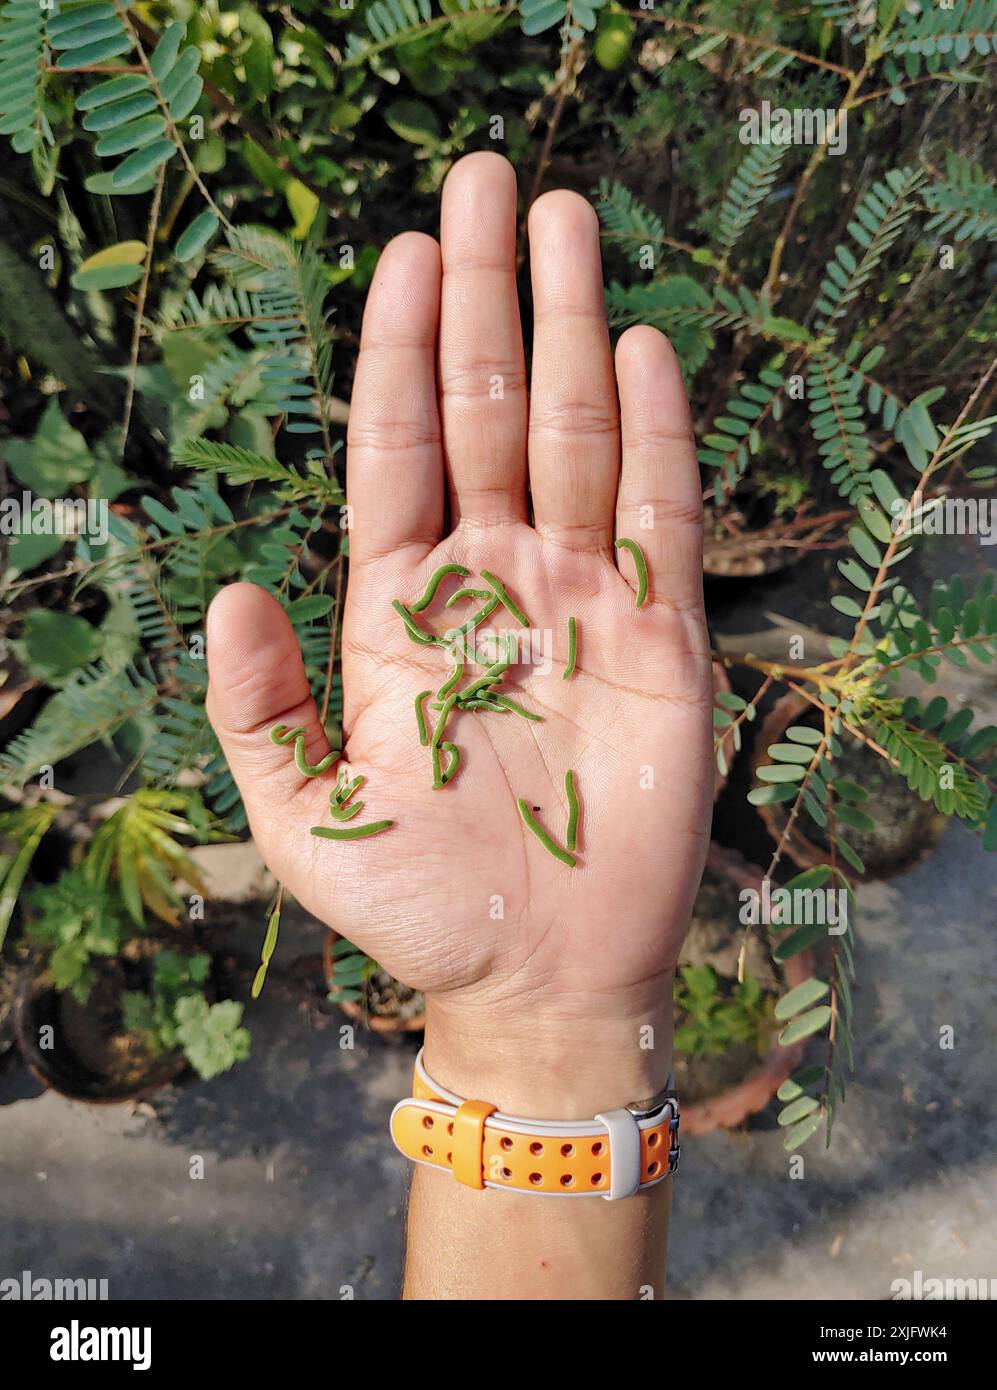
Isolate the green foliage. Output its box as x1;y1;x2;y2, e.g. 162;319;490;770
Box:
174;994;251;1079
0;664;156;787
605;274;720;379
0;805;59;952
11;611;103;686
923;153;997;243
520;0;606;41
86;789;219;928
207;228;336;441
327;936;379;1006
0;0;52;184
715;142;788;260
21;805;247;1080
123;946;249;1080
26;870;127;1004
596;179;668;265
806;352;875;501
50;10;215;242
882;0;997;65
4;398;101;496
812;168;926;333
712;685;758;780
344;0;508;65
700;370;784;501
176;439;341;503
673;965;773;1057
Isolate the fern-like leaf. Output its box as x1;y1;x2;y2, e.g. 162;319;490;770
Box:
812;167;926;333
884;0;997;68
865;707;990;823
699;370;784;501
0;0;51;157
597;179;667;263
344;0;506;63
715;142;788;260
806;353;874;500
923;153;997;243
210;228;334;442
175;438;343;504
0;664;156;786
51;12;202;193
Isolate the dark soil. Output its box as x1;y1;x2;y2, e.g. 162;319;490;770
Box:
673;1042;764;1106
806;734;945;875
361;970;424;1022
57;963;164;1091
19;941;186;1101
680;862;779;990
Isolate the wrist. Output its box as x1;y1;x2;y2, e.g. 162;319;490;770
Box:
422;984;674;1118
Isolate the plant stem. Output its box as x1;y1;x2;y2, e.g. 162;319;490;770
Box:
763;66;868;300
120;164;165;460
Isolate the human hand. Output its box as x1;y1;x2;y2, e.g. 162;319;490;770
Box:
206;151;712;1114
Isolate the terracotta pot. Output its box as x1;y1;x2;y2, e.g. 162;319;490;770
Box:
15;948;187;1104
704;528;804;580
323;929;426;1034
750;692;946;880
679;843;815;1136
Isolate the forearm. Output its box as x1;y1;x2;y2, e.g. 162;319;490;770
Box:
402;995;675;1300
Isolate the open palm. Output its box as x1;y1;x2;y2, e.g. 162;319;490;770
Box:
207;153;712;1058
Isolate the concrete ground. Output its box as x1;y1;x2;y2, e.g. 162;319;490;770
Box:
2;816;994;1301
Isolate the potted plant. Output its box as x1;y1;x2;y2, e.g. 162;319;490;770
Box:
16;912;247;1102
10;791;250;1100
676;844;815;1135
322;928;426;1035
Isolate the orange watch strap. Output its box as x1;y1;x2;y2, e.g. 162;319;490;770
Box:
450;1100;497;1189
389;1049;680;1200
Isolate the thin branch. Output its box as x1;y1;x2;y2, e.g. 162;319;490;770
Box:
763;66;869;299
624;12;854;77
518;38;584;265
320;552;345;728
120;164;165;459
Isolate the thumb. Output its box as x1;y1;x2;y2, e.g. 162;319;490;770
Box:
205;583;336;843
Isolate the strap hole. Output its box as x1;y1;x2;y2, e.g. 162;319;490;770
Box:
560;1143;575;1158
500;1166;512;1180
560;1174;574;1188
529;1142;544;1157
591;1172;603;1186
447;1122;454;1136
422;1145;433;1157
500;1137;514;1151
591;1141;605;1156
648;1132;659;1148
446;1152;452;1164
529;1172;543;1185
648;1160;659;1176
422;1117;434;1130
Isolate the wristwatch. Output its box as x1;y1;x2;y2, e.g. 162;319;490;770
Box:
390;1048;680;1200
